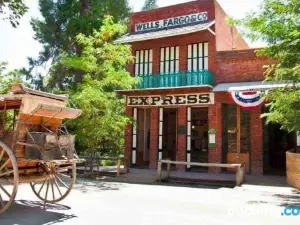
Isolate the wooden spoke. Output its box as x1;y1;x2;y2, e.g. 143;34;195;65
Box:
0;194;4;209
0;149;4;162
37;180;46;196
30;162;76;203
0;142;19;215
0;159;10;172
0;185;11;198
53;177;63;197
0;170;14;177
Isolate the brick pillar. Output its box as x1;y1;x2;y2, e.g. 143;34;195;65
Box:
208;102;222;173
149;107;159;169
176;106;187;171
250;108;263;175
125;107;133;165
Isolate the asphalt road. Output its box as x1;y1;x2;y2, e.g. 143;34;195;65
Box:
0;179;300;225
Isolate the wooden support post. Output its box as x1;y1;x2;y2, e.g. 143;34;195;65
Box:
236;165;244;186
117;159;121;176
126;157;130;173
167;160;171;179
157;161;162;182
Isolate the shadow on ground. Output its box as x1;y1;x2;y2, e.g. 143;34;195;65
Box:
74;178;125;193
0;200;76;225
275;189;300;207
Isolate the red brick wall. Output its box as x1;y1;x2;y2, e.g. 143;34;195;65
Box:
176;106;187;171
250;107;264;175
149;107;159;169
129;0;216;33
215;2;249;51
215;49;276;83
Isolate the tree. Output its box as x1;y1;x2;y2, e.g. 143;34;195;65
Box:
28;0;131;89
142;0;158;11
59;16;138;154
0;62;27;94
233;0;300;132
0;0;28;27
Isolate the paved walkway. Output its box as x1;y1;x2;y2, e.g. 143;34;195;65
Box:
0;179;299;225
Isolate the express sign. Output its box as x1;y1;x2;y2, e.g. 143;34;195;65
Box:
135;12;208;33
127;93;214;107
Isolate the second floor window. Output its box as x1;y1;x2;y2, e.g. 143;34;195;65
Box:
135;49;153;76
160;46;179;74
187;42;208;71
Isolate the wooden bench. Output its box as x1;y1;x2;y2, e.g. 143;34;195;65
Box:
79;155;130;177
157;160;245;186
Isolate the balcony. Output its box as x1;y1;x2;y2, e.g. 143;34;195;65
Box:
136;70;214;89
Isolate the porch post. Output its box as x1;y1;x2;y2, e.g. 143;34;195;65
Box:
158;107;163;160
132;108;138;166
187;107;192;170
177;106;187;171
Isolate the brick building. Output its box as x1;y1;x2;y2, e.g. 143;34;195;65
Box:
116;0;296;175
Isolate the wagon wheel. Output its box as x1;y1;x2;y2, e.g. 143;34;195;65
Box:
0;141;19;215
30;162;76;203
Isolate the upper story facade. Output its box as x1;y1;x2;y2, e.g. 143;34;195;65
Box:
116;0;273;90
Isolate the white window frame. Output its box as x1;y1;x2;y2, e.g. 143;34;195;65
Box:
187;42;208;71
135;49;153;76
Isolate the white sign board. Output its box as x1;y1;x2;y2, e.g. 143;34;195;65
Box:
135;12;208;33
127;93;214;107
297;132;300;146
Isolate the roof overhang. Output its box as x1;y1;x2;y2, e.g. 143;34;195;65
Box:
115;20;216;44
213;81;297;92
116;85;213;95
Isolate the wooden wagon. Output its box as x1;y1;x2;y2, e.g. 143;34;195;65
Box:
0;84;82;215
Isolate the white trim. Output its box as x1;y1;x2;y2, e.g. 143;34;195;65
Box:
132;150;136;164
115;21;216;44
187;153;191;169
158;152;163;160
208;28;216;36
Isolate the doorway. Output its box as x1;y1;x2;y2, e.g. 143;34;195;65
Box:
191;108;209;168
136;108;150;167
162;108;177;161
264;123;296;175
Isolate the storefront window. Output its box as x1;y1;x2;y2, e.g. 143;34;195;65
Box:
160;46;179;74
187;42;208;71
135;49;153;76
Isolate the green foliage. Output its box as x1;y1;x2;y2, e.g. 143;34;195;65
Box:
233;0;300;132
0;0;28;27
142;0;158;11
27;0;131;89
0;61;27;94
60;17;137;153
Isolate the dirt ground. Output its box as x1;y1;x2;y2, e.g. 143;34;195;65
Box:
0;179;299;225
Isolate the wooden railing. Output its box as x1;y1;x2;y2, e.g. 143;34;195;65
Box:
79;155;130;177
157;160;245;186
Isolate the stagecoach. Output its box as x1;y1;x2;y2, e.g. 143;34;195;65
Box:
0;84;82;215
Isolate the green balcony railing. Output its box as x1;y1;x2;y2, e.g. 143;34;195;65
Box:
136;70;214;89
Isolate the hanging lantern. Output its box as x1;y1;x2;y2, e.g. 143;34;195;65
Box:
229;90;267;110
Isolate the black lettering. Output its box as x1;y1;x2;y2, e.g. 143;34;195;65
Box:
136;24;144;31
139;97;149;105
187;94;197;104
128;97;138;106
175;95;186;105
199;94;210;104
174;18;179;25
202;12;208;21
146;22;150;30
162;96;173;105
167;18;173;26
142;24;147;30
155;21;160;28
191;15;197;22
163;19;168;27
179;17;185;24
185;16;190;24
151;96;161;105
197;13;203;21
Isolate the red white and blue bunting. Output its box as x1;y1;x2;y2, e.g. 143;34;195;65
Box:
229;91;267;110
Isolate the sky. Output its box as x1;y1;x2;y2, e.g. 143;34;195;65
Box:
0;0;265;71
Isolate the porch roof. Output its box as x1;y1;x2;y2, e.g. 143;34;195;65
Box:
212;81;295;92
